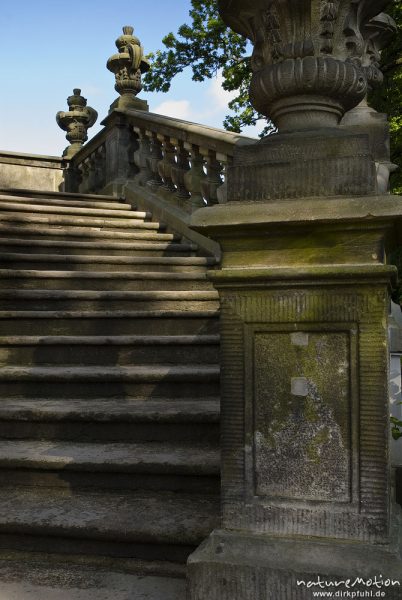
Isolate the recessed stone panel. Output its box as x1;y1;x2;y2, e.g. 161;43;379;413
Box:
253;330;351;502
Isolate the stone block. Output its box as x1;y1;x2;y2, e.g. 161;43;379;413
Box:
227;129;377;202
188;530;402;600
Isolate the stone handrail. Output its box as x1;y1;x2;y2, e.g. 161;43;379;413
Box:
66;108;256;209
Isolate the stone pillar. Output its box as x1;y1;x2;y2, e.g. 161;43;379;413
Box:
100;111;138;197
187;1;402;598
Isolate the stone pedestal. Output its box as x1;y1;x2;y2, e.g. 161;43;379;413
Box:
188;128;402;599
101;110;138;196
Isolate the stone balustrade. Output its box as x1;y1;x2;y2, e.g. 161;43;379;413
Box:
66;108;256;211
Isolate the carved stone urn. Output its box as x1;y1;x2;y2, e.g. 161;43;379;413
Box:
56;89;98;159
340;10;397;192
218;0;391;130
107;26;150;112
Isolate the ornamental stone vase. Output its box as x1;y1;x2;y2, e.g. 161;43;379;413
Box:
340;10;397;192
107;26;150;112
56;89;98;159
218;0;392;131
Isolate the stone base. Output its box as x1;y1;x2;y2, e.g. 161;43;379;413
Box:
109;95;149;113
227;128;377;202
188;530;402;600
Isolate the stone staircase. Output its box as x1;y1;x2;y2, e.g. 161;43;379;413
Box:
0;189;221;598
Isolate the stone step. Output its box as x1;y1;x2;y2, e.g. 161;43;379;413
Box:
0;334;220;365
0;212;162;231
0;188;124;203
0;200;150;220
0;252;215;272
0;439;219;473
0;289;219;311
0;364;220;398
0;310;220;336
0;270;212;291
0;558;186;600
0;398;220;443
0;225;178;242
0;237;196;256
0;188;221;579
0;440;220;492
0;487;219;561
0;193;132;210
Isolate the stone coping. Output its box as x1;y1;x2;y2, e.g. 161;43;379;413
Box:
0;150;64;169
190;194;402;229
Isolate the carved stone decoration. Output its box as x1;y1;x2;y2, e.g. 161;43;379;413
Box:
361;11;396;90
56;89;98;159
107;26;150;112
218;0;392;130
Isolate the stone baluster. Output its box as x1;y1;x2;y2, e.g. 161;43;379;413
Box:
94;145;106;191
157;135;176;194
183;144;206;212
86;153;97;192
171;141;191;209
201;149;222;206
146;132;163;189
215;154;231;204
78;158;90;194
133;128;153;186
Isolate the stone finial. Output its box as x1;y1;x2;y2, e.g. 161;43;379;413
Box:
218;0;395;131
56;89;98;159
106;25;150;112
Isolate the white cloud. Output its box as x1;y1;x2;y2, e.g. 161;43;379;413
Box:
152;99;194;120
152;72;237;124
149;72;262;139
206;72;237;112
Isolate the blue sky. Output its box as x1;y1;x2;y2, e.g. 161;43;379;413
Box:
0;0;261;156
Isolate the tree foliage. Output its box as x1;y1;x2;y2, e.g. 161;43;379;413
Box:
143;0;273;135
391;404;402;440
144;0;402;187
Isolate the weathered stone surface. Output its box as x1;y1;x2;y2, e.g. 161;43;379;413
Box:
0;558;186;600
189;184;402;596
188;530;402;600
227;129;377;201
0;187;220;592
254;331;350;502
0;151;64;192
